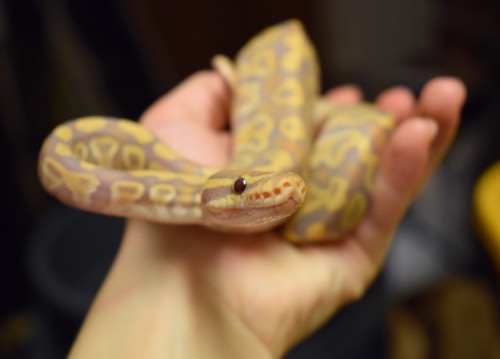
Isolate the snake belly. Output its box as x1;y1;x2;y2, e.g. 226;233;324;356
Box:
37;19;395;241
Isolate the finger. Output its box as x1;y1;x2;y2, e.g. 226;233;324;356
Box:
141;70;230;131
318;117;436;298
363;77;465;238
365;118;437;236
324;84;363;105
417;77;466;172
375;86;416;121
140;71;231;166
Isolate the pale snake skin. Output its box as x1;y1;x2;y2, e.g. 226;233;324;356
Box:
38;20;395;242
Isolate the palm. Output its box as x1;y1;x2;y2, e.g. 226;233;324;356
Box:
130;71;465;355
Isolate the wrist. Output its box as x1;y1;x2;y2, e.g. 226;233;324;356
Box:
69;220;274;359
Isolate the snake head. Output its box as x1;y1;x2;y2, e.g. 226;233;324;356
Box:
201;170;306;232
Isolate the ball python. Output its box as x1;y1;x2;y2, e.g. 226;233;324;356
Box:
38;20;395;242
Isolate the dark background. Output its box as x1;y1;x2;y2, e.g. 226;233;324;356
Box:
1;0;499;358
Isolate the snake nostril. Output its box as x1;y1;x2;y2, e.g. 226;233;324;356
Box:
233;176;247;194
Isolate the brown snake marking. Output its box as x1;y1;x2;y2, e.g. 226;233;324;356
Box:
38;20;395;242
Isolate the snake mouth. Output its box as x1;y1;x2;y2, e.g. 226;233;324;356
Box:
201;171;306;231
228;193;302;215
203;187;306;231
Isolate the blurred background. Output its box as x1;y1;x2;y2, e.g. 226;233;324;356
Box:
0;0;499;358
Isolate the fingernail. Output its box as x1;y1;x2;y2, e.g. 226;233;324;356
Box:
423;118;439;137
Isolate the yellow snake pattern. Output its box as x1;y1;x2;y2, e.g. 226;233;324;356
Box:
38;20;395;242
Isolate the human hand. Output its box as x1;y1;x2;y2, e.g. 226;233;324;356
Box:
69;71;465;359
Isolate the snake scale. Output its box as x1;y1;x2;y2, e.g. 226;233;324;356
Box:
38;20;395;242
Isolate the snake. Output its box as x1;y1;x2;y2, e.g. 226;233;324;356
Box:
38;20;395;242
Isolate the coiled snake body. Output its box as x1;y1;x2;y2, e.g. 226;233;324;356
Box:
38;20;395;242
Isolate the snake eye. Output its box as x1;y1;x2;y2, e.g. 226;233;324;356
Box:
233;177;247;194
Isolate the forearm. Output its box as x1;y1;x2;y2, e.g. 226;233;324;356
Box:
68;220;273;359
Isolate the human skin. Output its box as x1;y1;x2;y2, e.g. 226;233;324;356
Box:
68;71;466;358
